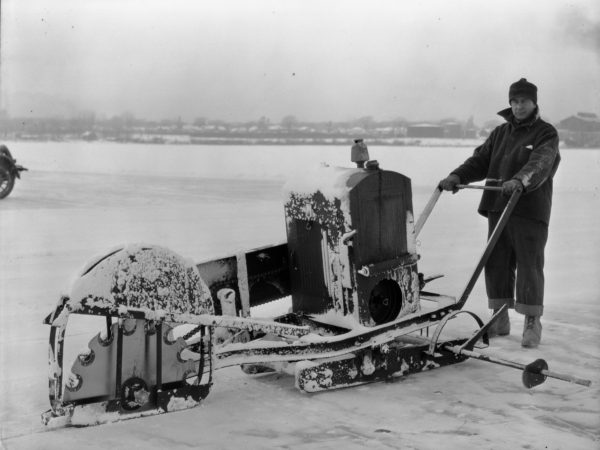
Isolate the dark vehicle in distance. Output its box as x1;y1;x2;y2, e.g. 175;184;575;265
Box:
0;145;28;199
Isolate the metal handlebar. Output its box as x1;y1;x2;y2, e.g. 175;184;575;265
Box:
415;183;515;238
414;183;522;309
456;184;504;192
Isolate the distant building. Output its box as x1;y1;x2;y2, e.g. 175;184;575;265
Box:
406;123;444;138
557;112;600;148
442;122;463;139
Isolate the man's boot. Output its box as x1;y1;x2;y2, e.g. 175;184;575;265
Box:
522;315;542;348
488;308;510;337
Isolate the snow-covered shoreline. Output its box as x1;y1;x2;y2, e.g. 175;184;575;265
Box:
2;141;598;189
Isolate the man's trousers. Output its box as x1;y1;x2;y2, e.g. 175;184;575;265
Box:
485;212;548;317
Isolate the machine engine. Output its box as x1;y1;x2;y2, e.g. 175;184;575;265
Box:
283;162;420;327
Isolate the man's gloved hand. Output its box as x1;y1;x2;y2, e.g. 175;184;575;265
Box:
439;174;461;193
502;179;523;196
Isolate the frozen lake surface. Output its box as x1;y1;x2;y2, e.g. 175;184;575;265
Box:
1;142;599;449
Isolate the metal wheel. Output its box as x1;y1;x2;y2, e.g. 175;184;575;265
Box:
368;279;403;325
120;377;150;410
0;166;15;199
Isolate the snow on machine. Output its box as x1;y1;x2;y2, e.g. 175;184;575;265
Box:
42;151;591;427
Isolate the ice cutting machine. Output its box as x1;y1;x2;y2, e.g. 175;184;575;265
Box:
43;156;592;427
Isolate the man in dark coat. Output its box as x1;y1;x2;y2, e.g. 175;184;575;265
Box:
439;78;560;348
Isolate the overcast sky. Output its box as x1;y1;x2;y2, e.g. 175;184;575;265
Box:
1;0;599;125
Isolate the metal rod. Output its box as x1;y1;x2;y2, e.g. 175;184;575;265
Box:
458;304;509;351
156;322;163;392
105;315;112;342
199;326;206;383
415;186;442;237
456;189;521;308
446;346;592;387
457;184;503;192
115;322;124;399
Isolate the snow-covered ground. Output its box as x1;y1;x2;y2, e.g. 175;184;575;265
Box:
1;142;599;449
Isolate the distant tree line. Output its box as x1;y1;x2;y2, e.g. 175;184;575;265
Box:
0;109;500;144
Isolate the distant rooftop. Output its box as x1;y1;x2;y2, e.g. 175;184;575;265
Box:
575;112;599;121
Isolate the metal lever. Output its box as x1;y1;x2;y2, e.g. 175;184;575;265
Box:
414;186;442;238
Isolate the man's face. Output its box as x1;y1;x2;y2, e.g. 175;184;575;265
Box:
510;97;536;121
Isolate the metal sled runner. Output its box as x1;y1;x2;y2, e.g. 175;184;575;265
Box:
42;160;591;427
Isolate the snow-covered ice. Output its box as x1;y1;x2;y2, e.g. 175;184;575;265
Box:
0;142;599;449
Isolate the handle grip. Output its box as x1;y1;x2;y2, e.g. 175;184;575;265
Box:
456;184;504;192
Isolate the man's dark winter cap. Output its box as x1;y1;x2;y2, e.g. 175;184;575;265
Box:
509;78;538;104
